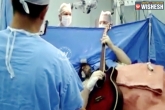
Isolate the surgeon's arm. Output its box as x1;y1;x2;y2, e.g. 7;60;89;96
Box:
110;45;131;64
59;61;84;110
61;73;84;110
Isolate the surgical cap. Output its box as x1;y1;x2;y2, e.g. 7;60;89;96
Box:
99;11;112;23
19;0;50;14
59;3;71;14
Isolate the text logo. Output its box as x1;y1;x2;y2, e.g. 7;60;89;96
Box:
59;47;72;61
135;1;164;10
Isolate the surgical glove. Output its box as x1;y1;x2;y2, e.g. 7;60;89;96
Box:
86;70;105;91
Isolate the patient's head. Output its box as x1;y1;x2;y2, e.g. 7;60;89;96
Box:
98;11;113;28
81;63;92;79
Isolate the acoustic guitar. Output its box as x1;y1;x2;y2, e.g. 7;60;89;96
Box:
86;25;123;110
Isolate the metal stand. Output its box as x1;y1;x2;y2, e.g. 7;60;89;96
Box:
113;0;137;25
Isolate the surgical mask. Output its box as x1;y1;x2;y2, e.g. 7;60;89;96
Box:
61;15;72;27
99;24;112;29
99;24;106;28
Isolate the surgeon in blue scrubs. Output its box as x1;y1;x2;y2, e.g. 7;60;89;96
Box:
0;0;104;110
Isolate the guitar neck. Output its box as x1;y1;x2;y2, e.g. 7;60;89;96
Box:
100;44;106;71
99;24;110;71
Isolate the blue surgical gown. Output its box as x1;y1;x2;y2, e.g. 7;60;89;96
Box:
0;28;83;110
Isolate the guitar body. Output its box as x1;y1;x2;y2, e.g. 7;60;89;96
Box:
86;67;123;110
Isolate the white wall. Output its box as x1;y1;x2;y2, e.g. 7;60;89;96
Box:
122;5;165;24
45;0;165;27
45;0;113;27
115;0;165;24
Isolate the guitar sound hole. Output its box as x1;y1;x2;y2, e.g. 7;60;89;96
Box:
96;77;105;88
95;96;104;103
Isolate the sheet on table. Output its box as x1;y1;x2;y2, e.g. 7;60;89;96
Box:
119;74;165;110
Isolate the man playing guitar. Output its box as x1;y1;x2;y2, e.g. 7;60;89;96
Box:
79;19;131;109
79;10;131;81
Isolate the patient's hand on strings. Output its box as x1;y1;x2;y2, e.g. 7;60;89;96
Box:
101;35;114;49
86;70;105;91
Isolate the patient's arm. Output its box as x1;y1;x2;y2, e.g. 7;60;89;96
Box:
81;86;90;108
101;35;131;64
110;45;131;64
80;108;86;110
81;71;105;108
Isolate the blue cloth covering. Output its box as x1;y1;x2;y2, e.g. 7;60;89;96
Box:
0;28;83;110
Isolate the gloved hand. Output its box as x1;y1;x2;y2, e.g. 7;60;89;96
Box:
86;70;105;91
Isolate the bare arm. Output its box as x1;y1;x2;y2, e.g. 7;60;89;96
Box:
81;87;90;108
110;45;131;64
101;35;131;65
80;108;86;110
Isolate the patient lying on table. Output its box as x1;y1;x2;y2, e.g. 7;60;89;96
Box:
78;33;131;83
